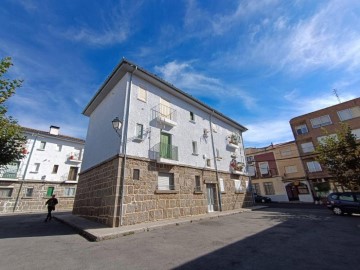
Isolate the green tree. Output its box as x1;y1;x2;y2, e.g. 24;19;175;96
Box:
0;57;26;168
316;124;360;190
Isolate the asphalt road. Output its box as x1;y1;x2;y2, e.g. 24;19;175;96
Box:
0;205;359;270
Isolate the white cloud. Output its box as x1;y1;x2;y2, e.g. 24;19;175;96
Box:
154;60;256;109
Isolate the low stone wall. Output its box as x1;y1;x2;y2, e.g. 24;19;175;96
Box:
0;181;77;213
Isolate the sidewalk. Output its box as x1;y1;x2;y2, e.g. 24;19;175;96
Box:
54;206;266;242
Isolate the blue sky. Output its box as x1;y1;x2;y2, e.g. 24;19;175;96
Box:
1;0;359;147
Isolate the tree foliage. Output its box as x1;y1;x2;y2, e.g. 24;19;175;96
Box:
316;124;360;190
0;57;26;168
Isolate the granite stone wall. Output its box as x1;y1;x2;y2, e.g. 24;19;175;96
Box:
73;155;252;227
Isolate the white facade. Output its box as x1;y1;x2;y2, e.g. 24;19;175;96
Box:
81;61;247;175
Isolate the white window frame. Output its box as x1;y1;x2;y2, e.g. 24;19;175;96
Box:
337;106;360;121
263;182;275;195
310;115;332;128
301;142;315;153
38;141;46;150
137;84;147;102
295;124;308;135
157;172;175;191
64;187;76;197
192;141;198;155
0;187;13;198
285;165;298;174
307;161;322;172
234;179;243;193
259;162;269;175
219;178;225;192
136;123;144;139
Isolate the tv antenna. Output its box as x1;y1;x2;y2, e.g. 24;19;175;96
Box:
333;89;341;104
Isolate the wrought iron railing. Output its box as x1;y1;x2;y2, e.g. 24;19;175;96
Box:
152;104;177;122
152;142;178;161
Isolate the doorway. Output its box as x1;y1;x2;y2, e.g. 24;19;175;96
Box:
206;184;218;212
286;183;299;201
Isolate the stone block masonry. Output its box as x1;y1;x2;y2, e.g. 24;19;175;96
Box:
73;155;252;227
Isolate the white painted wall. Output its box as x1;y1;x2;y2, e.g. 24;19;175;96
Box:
81;74;129;171
17;132;84;182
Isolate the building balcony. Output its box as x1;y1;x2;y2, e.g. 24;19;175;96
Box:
68;153;82;163
0;171;19;179
230;161;245;175
227;142;240;149
152;104;177;127
151;142;179;165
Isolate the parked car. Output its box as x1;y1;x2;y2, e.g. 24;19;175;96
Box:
326;192;360;215
254;194;272;203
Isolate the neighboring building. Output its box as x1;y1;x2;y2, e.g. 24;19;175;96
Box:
73;59;251;227
290;97;360;197
0;126;85;213
245;141;313;203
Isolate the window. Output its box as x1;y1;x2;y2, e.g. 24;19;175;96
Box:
39;141;46;150
216;148;221;159
68;167;79;180
259;162;269;175
52;165;59;174
351;128;360;139
307;161;322;172
295;124;308;135
192;141;198;155
252;183;261;195
310;115;332;128
136;124;143;139
133;169;140;180
190;111;195;121
25;187;34;197
247;165;256;176
263;182;275;195
64;187;76;197
285;165;298;174
317;134;338;145
206;159;211;167
219;178;225;192
337;106;360;121
56;144;62;152
195;176;201;192
297;184;309;194
46;187;54;197
31;163;40;173
280;148;292;157
157;172;174;190
339;194;355;202
301;142;315;153
234;180;243;193
0;188;13;197
137;85;147;102
246;156;255;163
212;123;218;133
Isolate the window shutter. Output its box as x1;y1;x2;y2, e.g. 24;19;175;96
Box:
259;162;269;174
219;178;224;192
234;180;242;192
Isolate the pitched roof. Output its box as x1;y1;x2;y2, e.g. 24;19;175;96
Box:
83;59;247;131
22;127;85;144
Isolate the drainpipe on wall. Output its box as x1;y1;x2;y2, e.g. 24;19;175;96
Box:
118;65;137;226
13;133;39;212
209;110;222;212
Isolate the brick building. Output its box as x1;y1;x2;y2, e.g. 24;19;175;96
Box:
289;97;360;196
73;59;252;227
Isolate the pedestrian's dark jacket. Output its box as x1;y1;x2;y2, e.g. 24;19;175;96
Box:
46;198;58;210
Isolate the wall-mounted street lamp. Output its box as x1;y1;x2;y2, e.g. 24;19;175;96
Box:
112;117;122;136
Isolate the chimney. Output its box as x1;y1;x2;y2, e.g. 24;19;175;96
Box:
49;125;60;135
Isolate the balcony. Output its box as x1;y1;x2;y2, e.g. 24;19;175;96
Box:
0;162;20;179
230;161;245;175
227;133;241;149
68;152;82;163
152;104;177;127
0;171;18;179
151;142;178;165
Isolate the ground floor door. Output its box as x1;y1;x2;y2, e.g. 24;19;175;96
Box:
286;183;299;201
206;184;218;212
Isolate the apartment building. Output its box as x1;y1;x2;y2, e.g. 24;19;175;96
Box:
73;60;251;227
290;97;360;196
0;126;85;213
246;141;313;203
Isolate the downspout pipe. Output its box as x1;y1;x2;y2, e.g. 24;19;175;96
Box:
118;65;137;226
13;133;39;212
209;110;222;212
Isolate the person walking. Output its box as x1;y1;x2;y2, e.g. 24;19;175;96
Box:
44;194;58;222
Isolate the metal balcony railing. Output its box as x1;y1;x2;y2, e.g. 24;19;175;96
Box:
152;142;178;161
152;104;177;123
0;172;18;179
